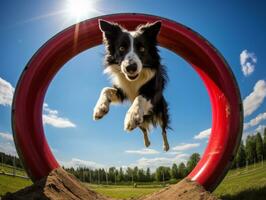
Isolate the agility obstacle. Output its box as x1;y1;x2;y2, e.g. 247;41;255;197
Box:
12;13;243;193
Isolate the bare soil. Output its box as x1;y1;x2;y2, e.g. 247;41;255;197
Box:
140;179;220;200
2;168;109;200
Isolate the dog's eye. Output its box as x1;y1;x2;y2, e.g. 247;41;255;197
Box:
119;46;125;52
139;47;145;52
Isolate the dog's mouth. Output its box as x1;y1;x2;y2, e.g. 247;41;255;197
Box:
126;73;139;81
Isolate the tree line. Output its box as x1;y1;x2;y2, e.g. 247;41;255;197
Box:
232;128;266;168
0;150;200;183
64;153;201;184
0;152;23;168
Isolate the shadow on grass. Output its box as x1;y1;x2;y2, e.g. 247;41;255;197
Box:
221;186;266;200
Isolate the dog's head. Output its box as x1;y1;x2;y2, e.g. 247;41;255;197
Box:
99;19;161;81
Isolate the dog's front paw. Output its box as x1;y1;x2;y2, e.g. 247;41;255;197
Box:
93;100;109;120
124;106;144;131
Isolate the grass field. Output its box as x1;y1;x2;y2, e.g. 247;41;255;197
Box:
86;184;164;199
0;175;32;196
0;162;266;199
0;164;28;177
214;162;266;200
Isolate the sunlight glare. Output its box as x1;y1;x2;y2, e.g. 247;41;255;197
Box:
67;0;96;21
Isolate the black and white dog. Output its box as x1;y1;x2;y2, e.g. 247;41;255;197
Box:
93;20;170;151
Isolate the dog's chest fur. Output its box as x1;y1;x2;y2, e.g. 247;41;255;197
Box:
105;66;155;102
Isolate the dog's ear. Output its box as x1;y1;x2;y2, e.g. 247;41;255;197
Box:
98;19;122;35
139;21;161;39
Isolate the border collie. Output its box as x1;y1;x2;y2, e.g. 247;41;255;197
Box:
93;19;170;151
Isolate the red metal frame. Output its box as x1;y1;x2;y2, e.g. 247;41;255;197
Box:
12;13;243;191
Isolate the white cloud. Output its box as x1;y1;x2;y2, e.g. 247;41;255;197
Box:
166;151;182;155
0;142;17;156
0;132;13;141
243;80;266;117
244;112;266;130
0;131;17;156
0;77;14;106
172;143;200;151
194;128;211;140
43;103;76;128
59;154;190;171
242;124;265;142
0;77;75;128
256;125;266;133
240;50;257;76
59;154;191;172
125;148;160;155
60;158;105;169
130;154;189;171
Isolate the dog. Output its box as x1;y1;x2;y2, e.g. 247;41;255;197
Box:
93;19;170;151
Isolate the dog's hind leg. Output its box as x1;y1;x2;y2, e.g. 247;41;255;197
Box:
160;97;170;151
162;128;169;151
139;126;151;148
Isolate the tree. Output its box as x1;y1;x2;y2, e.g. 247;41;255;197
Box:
108;167;116;183
235;141;246;168
231;153;237;169
186;153;200;173
246;135;257;164
151;172;156;182
171;163;179;179
163;167;171;181
118;167;124;182
114;169;119;184
178;162;187;178
155;167;163;182
138;169;146;182
156;166;171;182
263;128;266;160
0;152;23;168
255;132;264;162
126;167;133;182
146;168;151;182
133;166;139;182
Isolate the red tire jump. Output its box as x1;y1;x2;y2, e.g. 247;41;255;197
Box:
12;13;243;191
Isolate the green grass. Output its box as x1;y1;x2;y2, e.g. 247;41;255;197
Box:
0;164;28;177
0;175;32;196
214;162;266;200
86;184;164;199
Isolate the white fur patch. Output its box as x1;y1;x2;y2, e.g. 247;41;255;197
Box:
93;96;109;120
121;32;142;79
124;96;153;131
105;66;155;102
93;87;119;120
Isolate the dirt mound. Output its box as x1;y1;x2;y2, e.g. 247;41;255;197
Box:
3;167;110;200
141;179;220;200
3;168;219;200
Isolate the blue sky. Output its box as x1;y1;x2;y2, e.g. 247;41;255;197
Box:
0;0;265;170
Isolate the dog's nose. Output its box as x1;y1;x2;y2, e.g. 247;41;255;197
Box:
126;63;137;74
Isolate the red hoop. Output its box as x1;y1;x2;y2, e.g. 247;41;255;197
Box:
12;13;243;191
